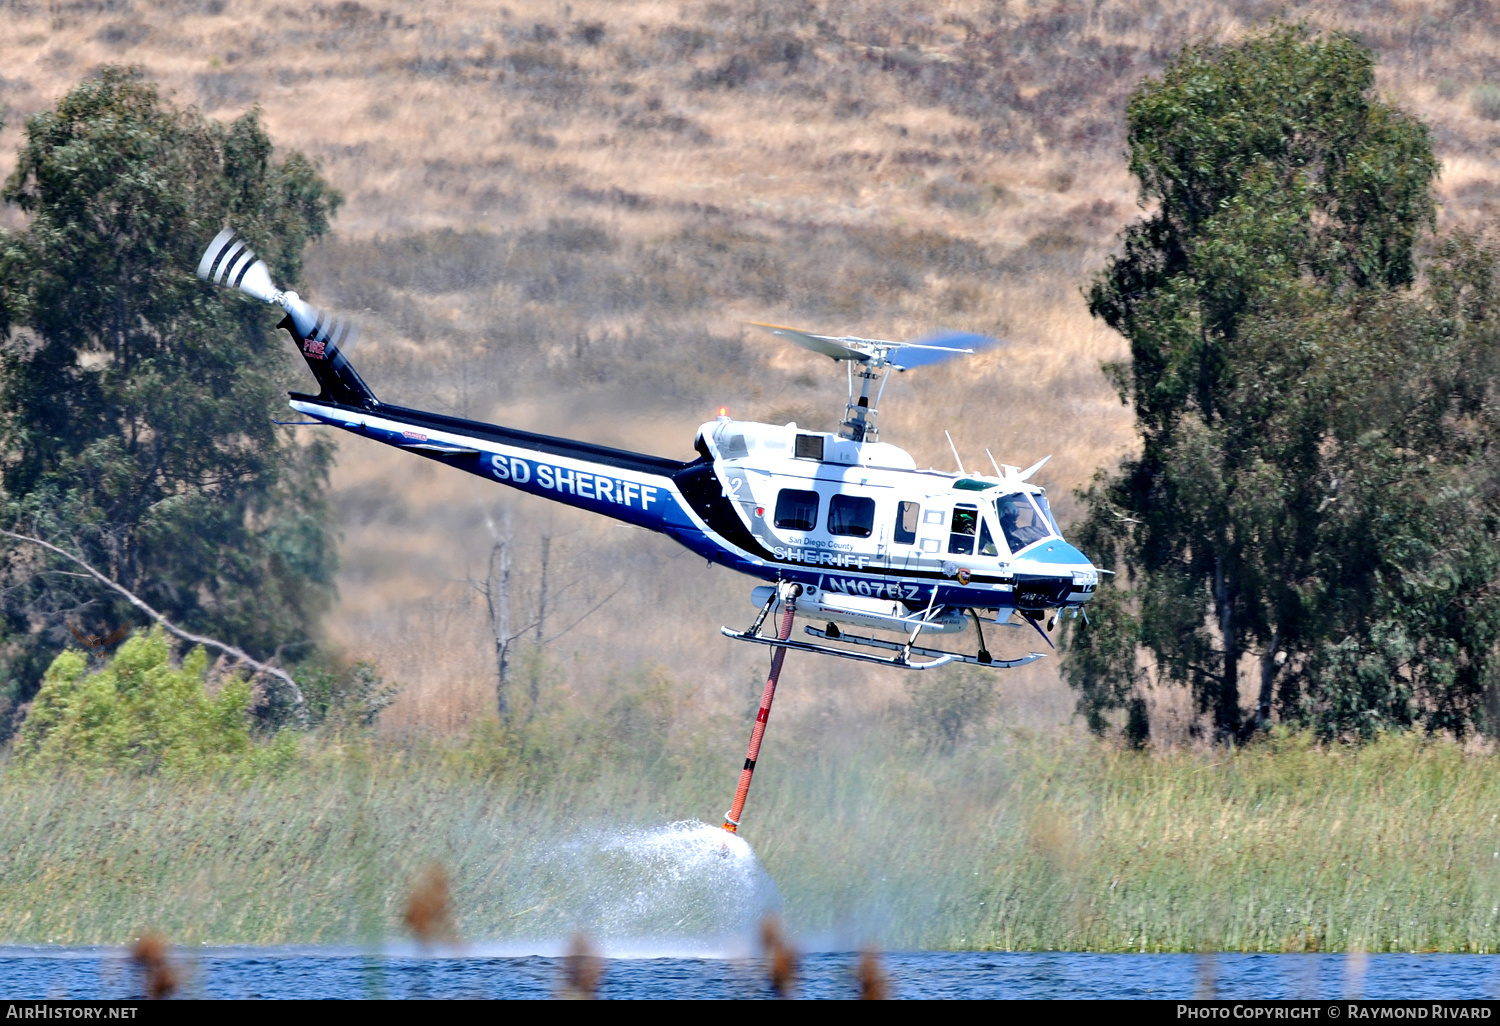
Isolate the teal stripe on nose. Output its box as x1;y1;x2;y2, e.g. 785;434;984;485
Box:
1027;541;1089;565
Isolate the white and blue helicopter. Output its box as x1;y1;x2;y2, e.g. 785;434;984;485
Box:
200;230;1101;670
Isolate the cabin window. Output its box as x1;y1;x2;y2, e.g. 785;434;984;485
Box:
949;504;978;555
828;494;876;537
978;518;999;557
794;434;824;460
996;493;1053;552
774;489;820;531
894;501;920;545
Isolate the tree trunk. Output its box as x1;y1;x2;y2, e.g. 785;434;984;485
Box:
1214;554;1242;742
1256;627;1282;731
485;525;513;722
529;532;551;710
533;532;551;647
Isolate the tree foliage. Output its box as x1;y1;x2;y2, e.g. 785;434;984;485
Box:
1067;27;1500;741
0;68;342;736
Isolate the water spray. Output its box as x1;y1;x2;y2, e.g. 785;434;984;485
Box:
723;582;801;834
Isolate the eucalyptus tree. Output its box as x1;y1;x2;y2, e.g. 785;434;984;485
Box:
0;67;342;736
1062;26;1500;742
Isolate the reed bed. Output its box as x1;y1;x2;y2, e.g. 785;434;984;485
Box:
2;727;1496;953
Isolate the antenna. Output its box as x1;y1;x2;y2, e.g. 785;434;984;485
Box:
985;448;1003;478
945;431;967;475
1019;455;1052;481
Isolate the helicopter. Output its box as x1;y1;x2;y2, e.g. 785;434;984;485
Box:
198;229;1101;671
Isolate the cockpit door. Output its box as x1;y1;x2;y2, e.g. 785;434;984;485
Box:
891;498;922;575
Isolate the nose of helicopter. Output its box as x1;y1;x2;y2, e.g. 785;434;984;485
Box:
1014;538;1098;607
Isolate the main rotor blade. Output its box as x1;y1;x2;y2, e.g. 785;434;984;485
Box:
890;330;1004;369
747;322;870;363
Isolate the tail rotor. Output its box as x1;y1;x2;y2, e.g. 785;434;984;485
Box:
197;228;376;409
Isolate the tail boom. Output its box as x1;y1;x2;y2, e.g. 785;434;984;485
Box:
288;395;701;536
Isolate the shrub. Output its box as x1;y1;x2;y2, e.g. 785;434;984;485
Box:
1472;84;1500;120
15;626;297;774
923;176;1011;215
295;661;401;732
570;21;606;46
907;668;997;750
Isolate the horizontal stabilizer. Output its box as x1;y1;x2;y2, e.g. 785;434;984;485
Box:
401;441;479;455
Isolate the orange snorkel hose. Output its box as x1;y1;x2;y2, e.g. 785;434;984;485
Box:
723;583;800;834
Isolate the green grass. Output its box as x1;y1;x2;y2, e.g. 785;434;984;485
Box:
2;726;1498;952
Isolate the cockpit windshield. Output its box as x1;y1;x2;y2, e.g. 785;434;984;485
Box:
1032;492;1060;535
995;493;1055;553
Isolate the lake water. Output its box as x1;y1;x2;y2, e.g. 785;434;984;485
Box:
2;947;1498;999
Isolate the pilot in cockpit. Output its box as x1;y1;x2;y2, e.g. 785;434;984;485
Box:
997;494;1051;552
999;502;1021;539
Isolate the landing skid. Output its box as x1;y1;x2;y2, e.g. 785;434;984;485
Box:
803;625;1046;669
719;624;1045;670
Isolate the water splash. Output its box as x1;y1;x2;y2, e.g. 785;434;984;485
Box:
504;820;779;953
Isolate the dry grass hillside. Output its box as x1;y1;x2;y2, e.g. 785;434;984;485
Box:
4;0;1500;737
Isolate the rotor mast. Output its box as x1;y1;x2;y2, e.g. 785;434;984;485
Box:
841;353;892;443
829;335;915;443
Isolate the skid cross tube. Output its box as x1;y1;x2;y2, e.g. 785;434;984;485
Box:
723;582;800;834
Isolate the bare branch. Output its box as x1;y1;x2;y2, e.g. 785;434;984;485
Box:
0;528;305;710
541;578;627;648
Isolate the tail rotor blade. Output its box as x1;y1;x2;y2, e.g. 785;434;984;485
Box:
196;228;279;303
196;228;237;281
279;289;321;340
313;315;361;361
327;319;361;358
283;293;362;360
